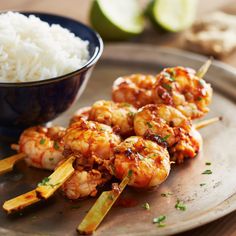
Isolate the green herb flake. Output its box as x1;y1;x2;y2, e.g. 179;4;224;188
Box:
202;170;212;175
161;192;173;197
142;202;150;210
162;83;172;92
146;122;153;128
37;177;50;187
175;199;187;211
128;169;133;178
39;138;46;145
37;177;60;188
205;162;211;166
197;96;202;101
54;141;60;150
153;215;166;227
108;195;114;201
160;134;171;142
49;158;54;161
200;183;206;187
163;71;175;82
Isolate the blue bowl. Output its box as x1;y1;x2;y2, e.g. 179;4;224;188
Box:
0;12;103;130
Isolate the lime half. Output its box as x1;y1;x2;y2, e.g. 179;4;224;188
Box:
90;0;144;40
146;0;197;32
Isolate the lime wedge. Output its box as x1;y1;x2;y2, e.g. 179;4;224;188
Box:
90;0;144;40
146;0;197;32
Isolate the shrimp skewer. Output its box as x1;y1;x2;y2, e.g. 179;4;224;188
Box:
0;115;221;175
112;61;213;119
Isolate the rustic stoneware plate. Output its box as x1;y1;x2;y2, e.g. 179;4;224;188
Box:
0;44;236;236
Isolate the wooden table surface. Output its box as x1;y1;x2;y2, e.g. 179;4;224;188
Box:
1;1;236;236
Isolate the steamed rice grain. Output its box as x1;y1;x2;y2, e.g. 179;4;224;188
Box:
0;12;89;83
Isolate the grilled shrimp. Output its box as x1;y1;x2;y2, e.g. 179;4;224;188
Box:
134;104;191;146
18;126;65;170
111;136;170;189
89;100;137;137
61;169;108;200
134;104;201;163
112;74;156;108
152;67;212;119
63;118;121;168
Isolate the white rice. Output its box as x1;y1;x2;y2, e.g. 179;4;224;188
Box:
0;12;90;83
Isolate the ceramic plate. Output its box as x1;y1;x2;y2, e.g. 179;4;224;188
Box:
0;44;236;236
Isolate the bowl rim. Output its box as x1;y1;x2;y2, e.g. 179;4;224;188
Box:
0;11;104;88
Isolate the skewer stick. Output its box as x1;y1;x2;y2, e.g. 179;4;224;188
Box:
0;153;26;175
3;156;75;214
196;58;212;78
3;190;40;214
194;117;222;130
77;170;132;235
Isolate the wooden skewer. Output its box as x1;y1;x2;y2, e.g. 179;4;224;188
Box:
77;171;132;235
2;156;75;214
3;190;40;214
194;116;222;130
0;153;26;175
196;58;212;78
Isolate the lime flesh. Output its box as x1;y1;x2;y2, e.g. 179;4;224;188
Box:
90;0;144;40
146;0;197;32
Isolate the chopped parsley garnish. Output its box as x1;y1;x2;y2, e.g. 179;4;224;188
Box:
200;183;206;187
128;169;133;178
38;177;50;187
142;202;150;210
161;192;173;197
39;138;46;145
163;71;175;82
202;170;212;175
162;83;172;92
49;158;54;161
37;177;60;188
160;134;171;142
54;141;60;150
146;122;153;128
197;97;202;101
205;162;211;166
153;215;166;227
108;195;114;201
175;199;186;211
